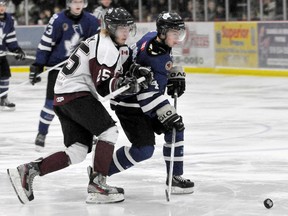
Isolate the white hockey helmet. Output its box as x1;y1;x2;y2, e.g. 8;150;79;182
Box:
66;0;88;8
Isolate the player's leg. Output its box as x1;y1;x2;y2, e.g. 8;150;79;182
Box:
163;130;194;194
35;70;58;151
64;95;125;203
108;110;155;176
0;57;15;111
7;106;90;204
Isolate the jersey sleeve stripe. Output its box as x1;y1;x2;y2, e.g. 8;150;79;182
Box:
38;43;52;51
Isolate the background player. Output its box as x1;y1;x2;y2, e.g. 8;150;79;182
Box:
109;11;194;194
29;0;100;151
7;7;147;204
0;0;25;111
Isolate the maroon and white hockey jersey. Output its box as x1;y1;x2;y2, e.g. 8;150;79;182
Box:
54;32;131;106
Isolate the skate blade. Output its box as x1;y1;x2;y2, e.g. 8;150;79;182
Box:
7;169;29;204
170;186;194;195
86;193;124;204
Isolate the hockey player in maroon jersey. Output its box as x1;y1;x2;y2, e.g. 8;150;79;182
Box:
7;7;152;204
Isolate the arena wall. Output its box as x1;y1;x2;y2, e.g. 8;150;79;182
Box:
11;22;288;76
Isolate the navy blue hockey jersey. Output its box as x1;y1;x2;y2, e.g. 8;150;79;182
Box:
35;10;100;66
0;13;21;57
111;31;173;118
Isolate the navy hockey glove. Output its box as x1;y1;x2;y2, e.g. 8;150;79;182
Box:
156;104;185;132
29;64;43;85
167;66;186;98
13;48;26;61
128;62;153;89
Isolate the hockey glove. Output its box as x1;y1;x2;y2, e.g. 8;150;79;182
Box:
117;76;141;96
156;104;185;132
29;64;44;85
167;66;186;98
128;62;153;89
13;47;26;61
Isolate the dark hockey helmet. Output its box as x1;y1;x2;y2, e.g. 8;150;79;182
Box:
0;0;8;6
66;0;88;8
156;11;186;41
104;7;136;37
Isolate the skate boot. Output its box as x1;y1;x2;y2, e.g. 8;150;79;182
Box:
86;166;124;204
7;161;40;204
166;175;194;194
0;98;16;111
35;133;46;152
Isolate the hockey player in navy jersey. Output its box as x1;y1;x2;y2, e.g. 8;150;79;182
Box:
7;7;150;204
0;0;25;111
29;0;100;151
109;11;194;194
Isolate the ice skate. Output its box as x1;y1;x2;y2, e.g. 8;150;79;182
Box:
86;166;124;204
35;133;46;152
0;98;15;111
7;162;40;204
166;175;194;194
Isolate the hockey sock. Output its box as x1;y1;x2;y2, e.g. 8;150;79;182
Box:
108;145;154;176
93;140;114;176
0;77;9;99
38;99;55;135
164;131;184;176
38;152;70;176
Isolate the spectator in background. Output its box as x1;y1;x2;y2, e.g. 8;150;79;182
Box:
93;0;112;27
263;0;276;20
207;0;216;21
215;4;225;21
181;0;193;21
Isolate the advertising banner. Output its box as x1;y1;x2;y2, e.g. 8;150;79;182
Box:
215;22;258;68
127;22;214;67
173;22;214;67
258;22;288;68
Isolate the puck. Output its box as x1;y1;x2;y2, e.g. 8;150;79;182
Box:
264;198;273;209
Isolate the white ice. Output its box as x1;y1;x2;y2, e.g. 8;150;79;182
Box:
1;73;288;216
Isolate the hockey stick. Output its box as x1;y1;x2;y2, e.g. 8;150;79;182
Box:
102;77;145;101
165;90;178;202
0;60;67;98
6;52;36;60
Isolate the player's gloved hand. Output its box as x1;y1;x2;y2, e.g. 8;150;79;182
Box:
13;48;26;61
156;104;185;132
29;64;44;85
128;62;153;89
118;76;141;96
167;66;186;98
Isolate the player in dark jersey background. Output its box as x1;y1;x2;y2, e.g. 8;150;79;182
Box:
0;0;25;111
29;0;100;151
109;11;194;194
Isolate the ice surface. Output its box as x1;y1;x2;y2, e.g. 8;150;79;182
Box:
1;73;288;216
